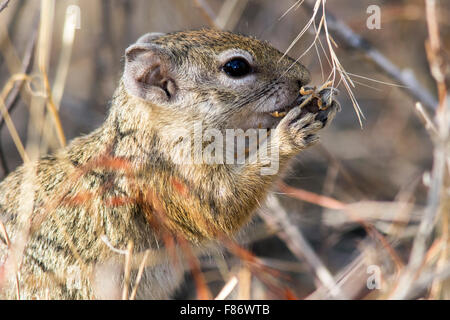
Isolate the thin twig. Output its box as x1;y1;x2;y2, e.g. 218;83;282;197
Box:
0;84;30;164
261;194;346;299
214;275;238;300
41;72;66;147
237;267;251;299
0;220;11;246
415;102;439;137
0;0;10;13
306;250;374;299
409;263;450;299
297;0;438;111
122;241;134;300
40;4;79;152
279;182;405;271
129;249;150;300
278;181;345;210
390;0;448;299
100;235;128;255
0;28;37;176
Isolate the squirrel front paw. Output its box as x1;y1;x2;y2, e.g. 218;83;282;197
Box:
275;88;339;154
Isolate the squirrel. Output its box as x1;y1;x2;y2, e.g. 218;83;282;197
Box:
0;29;338;299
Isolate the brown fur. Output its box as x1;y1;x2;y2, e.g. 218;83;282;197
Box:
0;29;337;299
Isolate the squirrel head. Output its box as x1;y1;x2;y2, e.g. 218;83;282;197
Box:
121;29;311;132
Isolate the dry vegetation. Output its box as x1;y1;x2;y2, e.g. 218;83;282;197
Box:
0;0;449;299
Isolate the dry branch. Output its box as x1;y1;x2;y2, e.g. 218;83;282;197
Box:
300;0;438;111
0;0;10;13
0;28;37;175
214;275;238;300
389;0;449;299
306;251;374;299
260;194;345;299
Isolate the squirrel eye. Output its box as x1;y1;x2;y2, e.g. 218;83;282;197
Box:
222;58;252;78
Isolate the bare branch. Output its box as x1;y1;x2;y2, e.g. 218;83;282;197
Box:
306;251;374;299
0;27;37;176
300;0;438;111
214;275;238;300
261;194;346;299
0;0;10;13
390;0;449;299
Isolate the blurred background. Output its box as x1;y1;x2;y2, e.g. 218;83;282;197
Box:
0;0;448;299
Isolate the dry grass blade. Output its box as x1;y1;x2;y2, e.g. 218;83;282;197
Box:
415;102;439;137
0;24;37;174
417;264;450;298
24;0;52;161
214;275;238;300
36;0;66;149
219;236;295;299
41;72;66;147
0;0;10;13
280;0;321;62
279;182;405;274
129;249;151;300
278;181;345;210
237;267;251;299
0;93;29;163
299;0;438;111
429;208;448;299
390;0;449;299
0;220;10;246
261;194;345;299
306;251;374;299
281;0;364;125
320;0;364;125
122;241;134;300
41;4;78;152
0;28;36;128
279;0;305;21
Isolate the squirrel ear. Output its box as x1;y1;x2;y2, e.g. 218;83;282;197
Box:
136;32;166;44
123;43;176;103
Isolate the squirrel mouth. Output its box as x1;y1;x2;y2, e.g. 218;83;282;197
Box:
269;110;288;118
268;97;300;118
268;86;338;119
